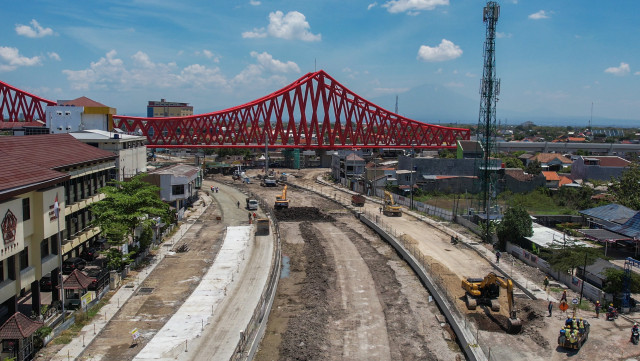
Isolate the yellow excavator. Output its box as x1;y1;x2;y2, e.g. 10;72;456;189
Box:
461;272;522;333
274;184;289;209
383;190;402;216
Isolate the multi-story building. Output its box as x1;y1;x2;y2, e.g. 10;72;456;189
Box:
0;134;116;320
46;97;116;133
70;129;147;181
147;99;193;118
143;164;202;220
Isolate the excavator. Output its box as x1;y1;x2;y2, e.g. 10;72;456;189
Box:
383;190;402;216
461;272;523;333
274;184;289;209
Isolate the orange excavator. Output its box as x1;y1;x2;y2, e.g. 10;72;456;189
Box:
274;185;289;209
461;272;522;333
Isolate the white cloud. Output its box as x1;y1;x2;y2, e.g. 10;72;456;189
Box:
635;71;640;76
48;52;61;61
249;0;261;5
372;87;409;95
0;46;42;71
62;50;299;93
383;0;448;14
417;39;462;62
528;10;550;20
250;51;300;73
496;32;512;39
242;11;321;41
15;19;54;38
194;49;221;63
444;82;464;88
465;72;475;78
368;2;378;10
604;62;630;76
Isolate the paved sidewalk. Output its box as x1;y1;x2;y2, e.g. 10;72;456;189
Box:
51;196;212;361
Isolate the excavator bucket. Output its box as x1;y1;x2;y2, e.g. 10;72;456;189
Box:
507;317;522;334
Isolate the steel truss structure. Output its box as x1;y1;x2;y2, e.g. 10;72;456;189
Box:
0;80;56;122
112;70;470;149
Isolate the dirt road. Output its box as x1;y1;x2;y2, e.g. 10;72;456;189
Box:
244;174;461;360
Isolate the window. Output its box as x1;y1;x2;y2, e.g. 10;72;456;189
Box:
0;261;3;282
22;198;30;221
172;184;185;195
7;256;15;280
19;247;29;270
50;235;58;255
41;239;49;258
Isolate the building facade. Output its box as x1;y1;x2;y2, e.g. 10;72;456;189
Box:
0;134;116;320
47;97;116;133
144;164;202;220
70;130;147;181
147;99;193;118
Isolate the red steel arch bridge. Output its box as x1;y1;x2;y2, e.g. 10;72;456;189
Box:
1;70;469;149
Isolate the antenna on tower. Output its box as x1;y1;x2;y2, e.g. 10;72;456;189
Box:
395;95;399;114
589;101;593;130
475;1;500;244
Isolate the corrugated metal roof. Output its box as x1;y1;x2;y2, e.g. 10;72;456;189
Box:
609;212;640;239
579;203;637;224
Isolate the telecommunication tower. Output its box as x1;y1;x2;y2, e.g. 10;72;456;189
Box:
476;1;500;243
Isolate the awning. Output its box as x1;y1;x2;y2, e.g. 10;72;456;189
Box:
578;228;630;243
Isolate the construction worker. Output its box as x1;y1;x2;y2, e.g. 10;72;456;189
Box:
495;251;501;263
548;301;553;317
543;276;549;291
595;300;601;318
560;290;567;302
578;318;585;334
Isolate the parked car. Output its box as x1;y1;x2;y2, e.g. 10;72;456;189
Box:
62;257;86;274
83;267;109;291
80;247;99;261
39;273;53;292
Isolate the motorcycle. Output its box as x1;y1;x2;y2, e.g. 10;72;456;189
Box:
606;308;618;321
632;329;639;345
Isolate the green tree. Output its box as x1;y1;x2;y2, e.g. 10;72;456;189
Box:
503;157;524;169
609;162;640;210
91;174;171;269
495;205;533;250
525;160;542;175
602;267;640;304
546;246;601;275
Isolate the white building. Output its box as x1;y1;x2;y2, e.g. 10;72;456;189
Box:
143;165;202;220
47;97;116;134
70;129;147;181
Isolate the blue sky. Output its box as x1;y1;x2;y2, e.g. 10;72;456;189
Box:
1;0;639;126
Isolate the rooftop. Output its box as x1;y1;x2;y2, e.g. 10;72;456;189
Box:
58;96;108;108
149;164;199;178
0;312;43;339
71;129;146;141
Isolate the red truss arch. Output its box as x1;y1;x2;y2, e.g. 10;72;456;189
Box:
0;80;56;122
114;70;470;149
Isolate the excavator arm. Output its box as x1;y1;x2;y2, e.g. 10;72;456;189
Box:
461;272;522;333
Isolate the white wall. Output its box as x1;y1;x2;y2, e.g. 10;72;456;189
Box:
47;106;83;133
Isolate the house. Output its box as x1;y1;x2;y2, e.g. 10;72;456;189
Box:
330;151;366;184
144;164;202;220
571;156;631;181
503;168;546;193
542;171;561;188
527;153;572;171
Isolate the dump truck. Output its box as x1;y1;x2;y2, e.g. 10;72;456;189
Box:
274;185;289;209
383;191;402;216
558;319;590;349
461;272;523;333
256;218;270;235
351;194;366;207
246;198;259;210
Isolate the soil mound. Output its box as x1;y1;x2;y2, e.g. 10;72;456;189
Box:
275;207;335;222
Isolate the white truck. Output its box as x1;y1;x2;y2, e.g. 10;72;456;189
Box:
246;198;259;210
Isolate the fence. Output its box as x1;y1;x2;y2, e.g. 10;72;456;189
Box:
229;190;282;360
505;242;604;303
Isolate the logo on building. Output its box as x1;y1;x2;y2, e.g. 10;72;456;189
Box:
1;209;17;245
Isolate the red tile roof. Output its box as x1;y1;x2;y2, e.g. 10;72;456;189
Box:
60;269;93;290
0;133;116;170
531;153;572;164
586;156;631;168
542;171;560;181
505;168;535;181
0;154;68;201
0;122;44;129
559;176;574;187
0;312;43;339
59;96;108;108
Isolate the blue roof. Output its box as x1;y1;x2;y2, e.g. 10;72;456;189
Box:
579;203;637;225
609;212;640;239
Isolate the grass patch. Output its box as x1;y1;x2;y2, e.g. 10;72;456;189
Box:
52;331;73;345
549;287;564;293
48;293;113;346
